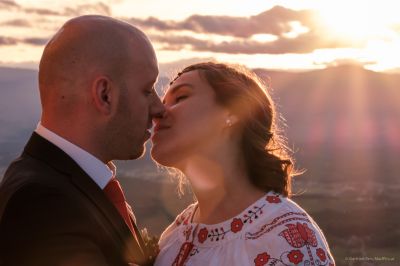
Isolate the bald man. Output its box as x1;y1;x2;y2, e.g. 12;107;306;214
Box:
0;15;165;265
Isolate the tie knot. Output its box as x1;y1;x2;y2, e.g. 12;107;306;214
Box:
103;178;126;203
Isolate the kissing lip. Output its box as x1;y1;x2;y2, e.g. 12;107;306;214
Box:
153;123;170;134
147;121;153;130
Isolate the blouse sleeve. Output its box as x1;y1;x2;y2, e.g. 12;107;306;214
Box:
158;203;196;248
244;210;335;266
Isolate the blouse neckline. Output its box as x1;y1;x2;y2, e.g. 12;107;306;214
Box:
175;191;284;247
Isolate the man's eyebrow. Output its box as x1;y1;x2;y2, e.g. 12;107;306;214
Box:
162;83;194;104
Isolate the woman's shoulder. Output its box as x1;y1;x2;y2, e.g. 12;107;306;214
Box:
245;192;322;240
242;192;335;265
174;202;197;226
158;202;197;246
245;191;329;246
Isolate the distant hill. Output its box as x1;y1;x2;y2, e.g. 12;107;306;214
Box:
1;65;399;180
0;67;40;171
255;65;400;185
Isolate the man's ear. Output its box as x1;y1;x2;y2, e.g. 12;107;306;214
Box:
91;76;114;115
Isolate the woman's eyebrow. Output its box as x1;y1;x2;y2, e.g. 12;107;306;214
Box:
162;83;194;104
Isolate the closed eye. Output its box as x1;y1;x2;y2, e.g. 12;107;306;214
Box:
176;95;188;103
145;88;155;96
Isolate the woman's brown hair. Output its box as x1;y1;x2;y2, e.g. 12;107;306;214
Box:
172;62;298;196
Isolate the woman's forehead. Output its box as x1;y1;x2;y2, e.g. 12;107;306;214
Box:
162;70;215;102
164;71;199;94
171;70;200;86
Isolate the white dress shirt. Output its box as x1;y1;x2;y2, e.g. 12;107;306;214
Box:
35;122;114;189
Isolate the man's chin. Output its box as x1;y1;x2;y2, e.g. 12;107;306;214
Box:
129;145;146;160
115;142;146;160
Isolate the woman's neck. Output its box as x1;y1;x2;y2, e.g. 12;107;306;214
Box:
182;154;265;225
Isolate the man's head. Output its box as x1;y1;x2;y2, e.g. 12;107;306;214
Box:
39;15;165;162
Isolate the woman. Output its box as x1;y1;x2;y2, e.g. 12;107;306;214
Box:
151;62;335;266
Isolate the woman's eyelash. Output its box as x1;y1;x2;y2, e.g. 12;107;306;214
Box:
176;95;188;102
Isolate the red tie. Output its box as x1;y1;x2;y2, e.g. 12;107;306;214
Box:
103;178;136;236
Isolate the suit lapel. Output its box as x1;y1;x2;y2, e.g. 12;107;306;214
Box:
23;133;146;264
69;168;146;263
126;204;148;255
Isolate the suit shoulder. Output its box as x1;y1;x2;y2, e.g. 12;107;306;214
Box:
0;182;78;220
3;154;67;183
1;155;70;199
0;183;112;266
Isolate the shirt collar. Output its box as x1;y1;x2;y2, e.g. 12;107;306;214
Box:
35;122;114;189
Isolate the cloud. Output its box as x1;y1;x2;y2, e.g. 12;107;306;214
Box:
129;6;316;38
0;0;19;9
1;19;32;27
150;31;360;55
0;36;18;45
129;5;363;55
24;7;61;16
1;2;111;17
63;2;111;16
23;37;49;46
314;58;377;68
0;36;48;46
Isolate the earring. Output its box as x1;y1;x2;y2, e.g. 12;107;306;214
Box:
226;118;233;127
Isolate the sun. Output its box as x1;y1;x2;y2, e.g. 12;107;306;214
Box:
314;0;398;43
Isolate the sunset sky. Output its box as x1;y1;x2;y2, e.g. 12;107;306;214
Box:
1;0;400;72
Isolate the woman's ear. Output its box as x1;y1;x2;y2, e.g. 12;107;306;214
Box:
91;76;114;115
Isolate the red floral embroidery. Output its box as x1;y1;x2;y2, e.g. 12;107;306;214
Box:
183;225;193;239
279;222;318;248
287;250;304;264
175;214;184;226
254;252;270;266
197;228;208;243
231;218;244;233
266;195;281;203
173;242;194;266
176;211;192;226
316;248;326;262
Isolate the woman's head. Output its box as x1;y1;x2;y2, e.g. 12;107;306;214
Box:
152;62;295;196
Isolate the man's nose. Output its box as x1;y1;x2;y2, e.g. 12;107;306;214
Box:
150;93;166;119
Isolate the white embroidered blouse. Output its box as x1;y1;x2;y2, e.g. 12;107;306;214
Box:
155;191;335;266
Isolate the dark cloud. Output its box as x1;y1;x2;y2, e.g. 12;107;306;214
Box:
129;6;317;38
0;0;19;9
63;2;111;16
23;37;49;46
0;36;18;45
1;19;32;27
0;36;48;46
24;7;61;16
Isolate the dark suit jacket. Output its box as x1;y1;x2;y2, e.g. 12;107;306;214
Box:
0;133;151;266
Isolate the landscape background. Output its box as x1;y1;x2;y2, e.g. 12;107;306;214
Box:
0;64;399;265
